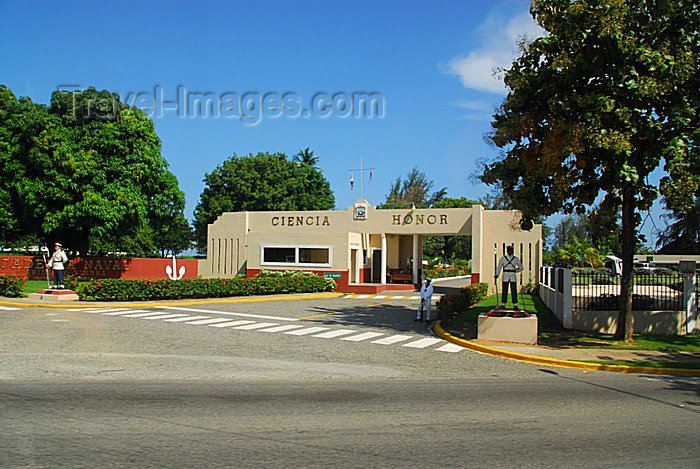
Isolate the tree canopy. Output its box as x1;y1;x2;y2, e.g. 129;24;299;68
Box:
0;85;191;256
293;147;320;166
480;0;699;341
657;197;700;254
193;152;335;251
553;236;607;268
379;167;446;209
423;197;480;261
550;208;622;257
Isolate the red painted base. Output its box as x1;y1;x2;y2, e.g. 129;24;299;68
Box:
36;289;78;295
343;283;417;294
29;289;79;301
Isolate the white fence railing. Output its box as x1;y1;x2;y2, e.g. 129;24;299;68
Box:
538;266;698;335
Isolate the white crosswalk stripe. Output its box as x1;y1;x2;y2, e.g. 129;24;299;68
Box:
372;335;413;345
402;338;444;348
341;332;385;342
285;327;329;336
75;306;465;354
104;310;149;316
209;320;256;328
185;317;237;325
259;324;306;333
156;305;296;322
313;329;357;339
0;305;21;310
435;343;465;353
121;312;175;318
234;322;279;330
142;313;189;320
164;315;210;322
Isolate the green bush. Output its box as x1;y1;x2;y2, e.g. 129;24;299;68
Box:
75;271;336;301
0;275;25;297
423;267;471;279
435;282;489;321
572;267;615;285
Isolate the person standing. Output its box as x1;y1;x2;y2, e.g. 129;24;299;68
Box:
495;245;523;309
47;243;68;289
415;278;434;322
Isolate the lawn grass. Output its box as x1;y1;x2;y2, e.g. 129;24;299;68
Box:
445;293;700;353
22;280;50;295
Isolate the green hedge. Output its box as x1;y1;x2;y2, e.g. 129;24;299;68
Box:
0;274;25;298
435;282;489;321
74;271;337;301
423;267;471;279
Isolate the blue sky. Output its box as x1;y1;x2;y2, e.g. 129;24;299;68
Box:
0;0;667;245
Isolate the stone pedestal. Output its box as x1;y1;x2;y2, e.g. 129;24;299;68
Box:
28;289;79;301
477;310;538;345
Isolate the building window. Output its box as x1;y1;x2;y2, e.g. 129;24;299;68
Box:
263;247;296;264
261;246;332;267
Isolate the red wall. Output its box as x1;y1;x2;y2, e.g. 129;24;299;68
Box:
0;255;199;280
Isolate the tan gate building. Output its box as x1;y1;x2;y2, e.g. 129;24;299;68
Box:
202;201;542;293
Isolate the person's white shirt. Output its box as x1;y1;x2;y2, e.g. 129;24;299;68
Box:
48;249;68;270
496;254;523;283
420;282;434;300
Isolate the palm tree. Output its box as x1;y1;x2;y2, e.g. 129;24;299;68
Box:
293;147;319;167
557;236;606;268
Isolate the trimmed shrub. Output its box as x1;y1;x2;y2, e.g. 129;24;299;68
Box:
75;271;336;301
423;267;470;279
0;274;25;297
572;267;615;285
435;282;489;321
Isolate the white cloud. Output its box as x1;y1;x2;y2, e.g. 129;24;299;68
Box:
446;8;545;94
450;100;492;112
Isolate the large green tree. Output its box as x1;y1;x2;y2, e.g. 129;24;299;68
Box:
0;85;190;256
554;236;607;268
551;208;621;256
193;152;335;251
657;197;700;254
379;167;446;209
423;197;480;261
480;0;699;341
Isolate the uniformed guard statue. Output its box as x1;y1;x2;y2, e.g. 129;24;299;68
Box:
495;245;523;309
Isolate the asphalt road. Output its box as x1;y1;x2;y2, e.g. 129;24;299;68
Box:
1;293;699;468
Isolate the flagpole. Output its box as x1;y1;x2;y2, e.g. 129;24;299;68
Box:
360;156;364;200
347;157;375;201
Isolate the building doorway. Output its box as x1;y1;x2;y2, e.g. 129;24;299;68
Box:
372;249;382;283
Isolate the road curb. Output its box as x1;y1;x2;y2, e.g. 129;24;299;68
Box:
0;292;344;309
434;321;700;376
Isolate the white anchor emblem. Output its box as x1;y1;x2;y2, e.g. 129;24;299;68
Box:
166;256;186;280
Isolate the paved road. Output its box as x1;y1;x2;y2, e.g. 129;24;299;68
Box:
1;295;699;467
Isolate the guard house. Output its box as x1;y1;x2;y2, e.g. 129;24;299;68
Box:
203;200;542;293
